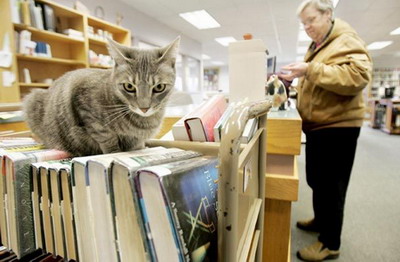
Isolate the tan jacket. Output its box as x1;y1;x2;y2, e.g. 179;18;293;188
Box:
297;18;372;132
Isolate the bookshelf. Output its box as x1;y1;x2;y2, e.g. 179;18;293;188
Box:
0;0;131;102
369;98;400;134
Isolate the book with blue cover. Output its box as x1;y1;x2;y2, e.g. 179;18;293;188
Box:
134;155;219;262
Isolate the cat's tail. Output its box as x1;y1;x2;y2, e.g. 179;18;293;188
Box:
22;88;49;138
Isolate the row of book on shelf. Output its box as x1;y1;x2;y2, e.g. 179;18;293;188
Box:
11;0;56;32
171;94;258;143
0;137;220;261
16;30;52;57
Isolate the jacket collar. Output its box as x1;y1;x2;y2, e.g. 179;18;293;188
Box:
304;18;356;62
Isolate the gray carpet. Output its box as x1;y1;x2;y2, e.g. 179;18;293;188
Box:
291;124;400;262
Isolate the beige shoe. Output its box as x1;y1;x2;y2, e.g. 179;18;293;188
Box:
296;218;319;232
297;241;340;261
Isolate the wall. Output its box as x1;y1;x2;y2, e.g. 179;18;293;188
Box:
54;0;202;60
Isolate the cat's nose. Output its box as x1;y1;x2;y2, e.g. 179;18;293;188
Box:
140;108;149;113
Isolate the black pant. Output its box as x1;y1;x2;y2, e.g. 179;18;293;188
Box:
305;127;360;250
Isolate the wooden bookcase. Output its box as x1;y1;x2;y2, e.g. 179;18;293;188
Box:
0;0;131;102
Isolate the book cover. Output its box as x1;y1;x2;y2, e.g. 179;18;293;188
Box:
110;149;202;262
172;117;191;141
9;0;21;24
48;161;72;258
135;156;219;262
85;147;168;262
71;156;98;262
0;142;44;248
213;104;234;142
20;0;31;26
42;4;56;32
184;95;227;142
4;149;69;258
30;162;48;251
59;164;78;261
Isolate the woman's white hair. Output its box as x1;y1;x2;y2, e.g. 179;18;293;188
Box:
297;0;334;19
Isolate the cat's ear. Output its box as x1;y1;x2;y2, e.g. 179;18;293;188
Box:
157;36;180;65
107;38;131;65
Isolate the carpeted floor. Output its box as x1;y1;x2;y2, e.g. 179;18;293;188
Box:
291;124;400;262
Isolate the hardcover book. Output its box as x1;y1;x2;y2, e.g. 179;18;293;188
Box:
184;95;227;142
110;149;202;262
59;164;78;261
0;141;44;249
71;147;165;262
213;104;234;142
48;161;72;258
134;156;219;262
3;149;69;258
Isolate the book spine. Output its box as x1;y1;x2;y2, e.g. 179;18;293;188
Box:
20;1;30;26
14;156;37;258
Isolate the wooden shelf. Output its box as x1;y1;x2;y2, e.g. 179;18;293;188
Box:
89;37;108;46
1;0;130;103
37;0;83;18
19;83;50;88
13;24;84;44
16;54;86;66
87;15;129;34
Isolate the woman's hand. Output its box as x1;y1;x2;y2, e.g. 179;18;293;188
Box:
278;62;309;81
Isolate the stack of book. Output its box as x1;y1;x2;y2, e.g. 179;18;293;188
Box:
62;29;84;41
0;139;221;261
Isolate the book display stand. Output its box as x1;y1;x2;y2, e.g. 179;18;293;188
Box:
148;100;272;261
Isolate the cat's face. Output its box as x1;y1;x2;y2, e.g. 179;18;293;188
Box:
107;37;180;117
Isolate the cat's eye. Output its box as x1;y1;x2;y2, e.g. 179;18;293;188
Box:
153;84;166;93
122;83;136;93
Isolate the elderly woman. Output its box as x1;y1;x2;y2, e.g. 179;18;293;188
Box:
279;0;372;261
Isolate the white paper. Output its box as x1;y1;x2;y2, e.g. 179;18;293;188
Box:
0;33;12;68
2;71;16;87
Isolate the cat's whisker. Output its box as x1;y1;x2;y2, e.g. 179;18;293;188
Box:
104;109;130;126
105;107;129;120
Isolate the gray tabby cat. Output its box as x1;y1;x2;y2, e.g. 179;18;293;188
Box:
23;37;180;156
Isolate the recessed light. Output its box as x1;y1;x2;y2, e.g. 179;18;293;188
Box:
215;37;237;47
390;27;400;35
179;10;220;30
367;41;393;50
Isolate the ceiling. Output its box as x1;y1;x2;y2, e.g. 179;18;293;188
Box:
120;0;400;68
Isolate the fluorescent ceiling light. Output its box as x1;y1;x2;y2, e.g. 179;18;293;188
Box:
333;0;340;8
202;54;211;60
297;46;308;54
298;30;311;42
390;27;400;35
215;37;237;46
367;41;393;50
179;10;220;30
